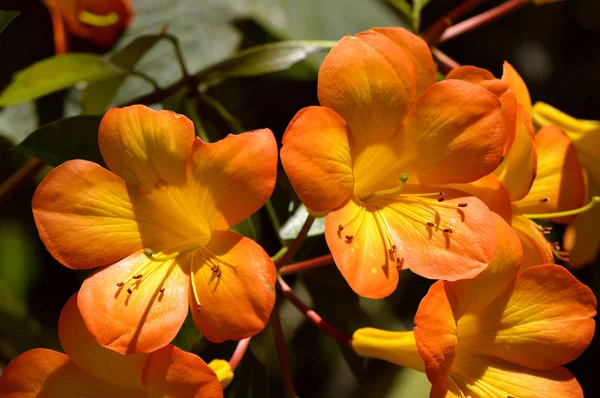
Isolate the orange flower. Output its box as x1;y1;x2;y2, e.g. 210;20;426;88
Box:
43;0;133;53
0;294;223;398
533;102;600;267
447;63;587;269
352;214;597;397
281;28;507;298
32;105;278;354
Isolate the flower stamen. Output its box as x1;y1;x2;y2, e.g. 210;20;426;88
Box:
360;173;409;201
524;196;600;219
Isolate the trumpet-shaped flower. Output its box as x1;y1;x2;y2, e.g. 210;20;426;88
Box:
281;28;507;298
533;101;600;267
0;294;223;398
352;214;597;397
447;64;587;269
43;0;133;53
32;105;278;354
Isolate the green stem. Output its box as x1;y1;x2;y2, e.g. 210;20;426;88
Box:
129;70;161;91
165;34;190;78
184;97;211;143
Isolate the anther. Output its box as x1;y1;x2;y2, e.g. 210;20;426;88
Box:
439;192;445;198
116;282;125;287
443;228;453;233
539;198;550;203
197;304;202;312
159;287;165;293
133;274;143;279
427;222;435;227
338;225;344;231
392;245;397;252
458;202;468;208
438;197;445;203
345;234;353;240
127;288;133;294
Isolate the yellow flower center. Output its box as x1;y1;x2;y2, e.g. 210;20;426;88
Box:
337;174;470;269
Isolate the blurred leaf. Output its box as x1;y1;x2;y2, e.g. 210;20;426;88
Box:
171;313;202;352
412;0;432;32
387;0;412;22
199;94;243;134
81;35;163;114
230;214;260;241
15;116;104;167
196;40;336;87
225;351;271;398
0;220;39;299
279;204;325;240
249;0;408;40
0;102;37;144
109;0;245;106
0;54;121;107
0;11;19;35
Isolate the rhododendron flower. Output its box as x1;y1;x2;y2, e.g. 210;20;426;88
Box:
281;27;507;298
447;63;586;269
44;0;133;53
352;214;597;397
0;294;223;398
32;105;278;354
533;102;600;267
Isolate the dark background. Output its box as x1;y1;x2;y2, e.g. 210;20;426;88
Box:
0;0;599;396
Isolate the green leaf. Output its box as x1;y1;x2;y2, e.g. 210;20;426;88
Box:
387;0;413;22
0;54;121;107
229;214;260;241
15;116;104;167
412;0;433;32
196;40;336;87
250;0;408;40
0;11;19;35
279;204;325;240
81;35;163;114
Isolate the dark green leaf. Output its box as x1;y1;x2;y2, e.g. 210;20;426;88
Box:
15;116;104;167
81;35;164;114
196;40;335;87
229;214;259;241
0;11;19;35
0;54;121;107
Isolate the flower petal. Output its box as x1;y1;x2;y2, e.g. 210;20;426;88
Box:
370;27;436;94
143;345;223;398
447;174;513;223
318;31;416;188
401;80;506;185
98;105;196;192
447;214;522;318
511;211;555;270
452;355;583;398
78;250;190;354
281;106;354;212
324;198;400;298
532;101;600;185
493;105;537;201
513;125;586;223
461;264;596;369
189;231;276;342
502;61;532;115
446;65;517;155
0;349;143;397
351;328;425;372
33;160;148;270
564;180;600;268
59;293;149;390
187;129;277;230
414;281;458;385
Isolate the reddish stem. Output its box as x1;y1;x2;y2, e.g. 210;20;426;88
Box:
277;276;352;345
421;0;485;44
431;48;461;74
439;0;529;43
275;215;315;268
0;159;45;206
271;305;298;398
228;337;251;371
278;254;333;276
